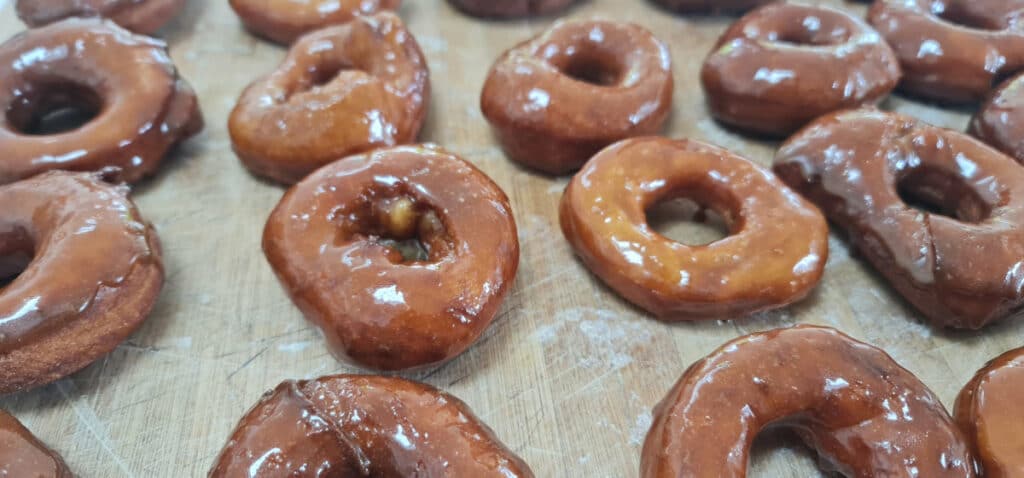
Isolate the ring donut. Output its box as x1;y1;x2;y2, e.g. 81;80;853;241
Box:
210;375;534;477
447;0;573;18
775;109;1024;329
0;18;203;185
481;20;673;175
868;0;1024;103
701;3;900;137
0;171;163;395
956;347;1024;477
229;0;401;45
559;137;828;320
650;0;775;15
262;145;519;370
0;410;71;477
641;325;976;477
970;72;1024;163
16;0;187;34
229;13;429;184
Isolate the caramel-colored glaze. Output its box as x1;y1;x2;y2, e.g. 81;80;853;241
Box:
650;0;773;14
702;3;900;137
262;145;518;370
956;348;1024;478
447;0;573;18
16;0;187;34
971;72;1024;163
481;20;673;175
230;13;429;185
642;325;976;478
229;0;401;45
0;171;163;394
559;137;828;320
775;109;1024;329
209;375;535;478
0;410;71;477
869;0;1024;103
0;18;203;185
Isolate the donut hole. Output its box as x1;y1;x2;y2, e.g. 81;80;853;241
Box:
897;166;991;223
0;227;35;288
560;53;624;87
293;61;358;95
335;194;453;264
934;5;1004;31
771;16;851;46
647;196;733;246
5;82;103;136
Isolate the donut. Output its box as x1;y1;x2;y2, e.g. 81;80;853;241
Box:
868;0;1024;103
481;20;673;175
0;171;162;394
775;109;1024;329
210;375;534;477
970;72;1024;163
559;137;828;320
229;0;401;45
230;13;429;184
0;410;71;477
650;0;773;15
16;0;186;34
956;348;1024;477
447;0;573;18
641;325;976;477
701;3;901;137
262;145;518;370
0;18;203;185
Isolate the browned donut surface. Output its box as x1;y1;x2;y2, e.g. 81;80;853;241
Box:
447;0;573;18
481;19;673;175
0;18;202;185
262;145;518;370
775;109;1024;329
230;13;429;184
229;0;401;45
0;410;71;477
641;325;976;478
0;171;163;394
16;0;187;34
702;3;900;137
650;0;773;14
971;72;1024;162
956;347;1024;477
209;375;534;477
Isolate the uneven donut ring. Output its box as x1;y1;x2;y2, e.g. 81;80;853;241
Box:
16;0;187;34
229;0;401;45
970;72;1024;163
956;347;1024;477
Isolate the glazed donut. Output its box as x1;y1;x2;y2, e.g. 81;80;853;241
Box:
956;348;1024;477
0;410;71;477
210;375;534;477
230;13;429;184
229;0;401;45
16;0;186;34
447;0;573;18
701;3;900;137
970;72;1024;163
775;109;1024;329
559;137;828;320
263;145;518;370
641;325;975;477
868;0;1024;103
481;20;673;175
0;18;203;185
0;171;162;394
650;0;773;15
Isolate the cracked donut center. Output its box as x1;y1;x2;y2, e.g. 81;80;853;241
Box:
6;81;102;136
647;197;732;246
897;166;991;223
335;194;453;264
0;227;35;288
561;53;624;86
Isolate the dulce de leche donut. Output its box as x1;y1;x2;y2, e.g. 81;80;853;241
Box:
775;109;1024;329
447;0;573;18
0;18;202;185
559;137;828;320
956;348;1024;477
481;20;673;175
641;325;976;477
651;0;774;15
0;171;163;395
209;375;534;477
0;410;71;477
701;3;900;137
229;0;401;45
16;0;186;34
229;13;429;184
262;145;519;371
970;73;1024;163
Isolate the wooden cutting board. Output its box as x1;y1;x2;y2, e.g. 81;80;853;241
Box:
1;0;1020;476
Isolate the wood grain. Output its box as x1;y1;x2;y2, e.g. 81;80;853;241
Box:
1;0;1020;476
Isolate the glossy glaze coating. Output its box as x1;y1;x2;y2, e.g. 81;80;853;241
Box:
560;137;828;320
16;0;186;34
641;325;976;478
230;0;401;45
775;109;1024;329
230;13;429;185
701;3;899;137
956;348;1024;477
0;410;71;477
970;72;1024;163
869;0;1024;103
481;20;673;175
263;145;519;370
650;0;773;15
0;18;203;185
0;171;163;394
447;0;573;18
